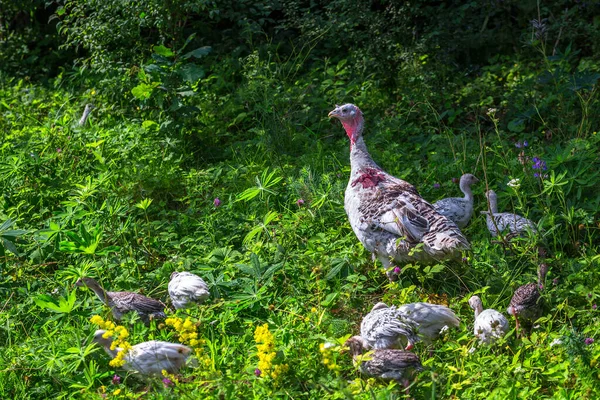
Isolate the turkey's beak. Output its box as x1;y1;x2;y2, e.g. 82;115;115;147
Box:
405;343;414;351
328;109;340;119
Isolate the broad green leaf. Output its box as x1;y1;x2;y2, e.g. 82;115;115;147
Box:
131;83;155;100
153;45;174;57
183;46;212;59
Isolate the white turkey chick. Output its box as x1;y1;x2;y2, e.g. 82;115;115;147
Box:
468;295;509;344
396;302;460;348
93;329;192;376
168;271;210;309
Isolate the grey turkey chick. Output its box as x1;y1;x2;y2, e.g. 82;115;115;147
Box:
507;263;548;337
433;173;479;229
482;190;537;239
345;336;423;389
168;271;210;309
76;277;166;323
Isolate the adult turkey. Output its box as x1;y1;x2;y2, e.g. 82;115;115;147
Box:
482;190;537;239
328;104;470;279
360;302;459;350
168;271;210;309
76;277;167;323
345;336;423;389
507;263;548;337
433;173;479;229
468;295;509;345
93;329;191;376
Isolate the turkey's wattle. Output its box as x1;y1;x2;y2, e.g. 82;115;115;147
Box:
329;103;470;279
352;168;387;189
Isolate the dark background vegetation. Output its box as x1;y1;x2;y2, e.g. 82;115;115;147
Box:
1;0;600;399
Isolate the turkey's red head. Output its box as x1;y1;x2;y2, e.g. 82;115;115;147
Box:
328;103;363;145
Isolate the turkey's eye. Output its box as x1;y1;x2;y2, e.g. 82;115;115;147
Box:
342;107;348;113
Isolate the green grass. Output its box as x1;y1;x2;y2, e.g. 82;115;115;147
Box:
1;58;599;400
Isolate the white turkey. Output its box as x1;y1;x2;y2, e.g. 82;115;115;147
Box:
76;277;166;323
468;295;509;344
360;302;459;351
482;190;537;239
507;263;548;337
345;335;423;389
328;104;470;280
93;329;192;376
433;173;479;229
168;271;210;309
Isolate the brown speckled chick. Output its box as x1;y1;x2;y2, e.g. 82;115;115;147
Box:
345;336;423;389
507;263;548;337
76;277;166;323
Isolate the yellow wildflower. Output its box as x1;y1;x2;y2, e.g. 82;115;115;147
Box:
319;342;340;371
254;323;287;383
166;316;209;365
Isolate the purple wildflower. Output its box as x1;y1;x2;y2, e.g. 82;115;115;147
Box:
462;257;468;263
296;198;305;206
584;338;594;345
452;177;459;184
56;148;62;153
588;293;593;299
112;375;121;385
433;183;441;189
393;266;401;274
515;142;522;148
593;304;597;310
532;157;547;171
254;368;262;377
553;278;558;286
523;140;528;147
213;197;221;207
162;377;174;387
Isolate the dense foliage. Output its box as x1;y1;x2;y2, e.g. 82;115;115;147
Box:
1;1;600;399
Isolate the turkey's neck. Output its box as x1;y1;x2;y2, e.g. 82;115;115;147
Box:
79;105;92;126
487;195;498;213
87;280;110;305
350;136;379;172
102;344;119;358
460;181;473;202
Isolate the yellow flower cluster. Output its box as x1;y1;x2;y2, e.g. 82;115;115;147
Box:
319;342;340;371
89;315;132;368
165;317;209;364
254;323;288;381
